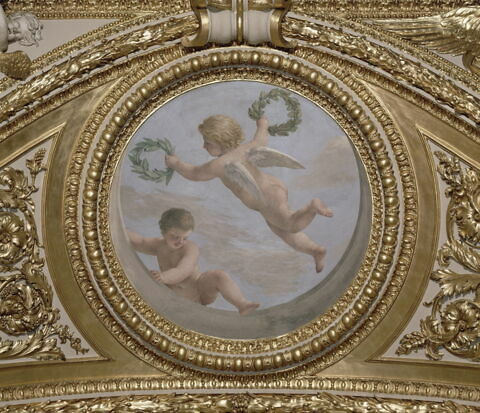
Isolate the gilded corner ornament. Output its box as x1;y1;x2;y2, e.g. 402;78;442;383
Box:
0;149;88;360
372;6;480;75
397;151;480;361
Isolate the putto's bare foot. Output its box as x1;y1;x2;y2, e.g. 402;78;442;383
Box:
239;301;260;315
311;198;333;217
314;247;327;273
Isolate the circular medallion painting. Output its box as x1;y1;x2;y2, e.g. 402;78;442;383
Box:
111;81;370;339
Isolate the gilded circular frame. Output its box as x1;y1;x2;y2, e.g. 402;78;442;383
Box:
70;49;407;373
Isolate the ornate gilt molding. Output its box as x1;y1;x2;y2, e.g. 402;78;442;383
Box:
292;0;480;18
183;0;295;47
4;0;479;18
287;13;480;94
372;6;480;75
2;15;478;137
284;17;480;128
63;48;414;373
0;15;195;128
4;0;191;18
0;148;88;361
1;377;480;403
0;392;478;412
397;148;480;362
0;0;479;404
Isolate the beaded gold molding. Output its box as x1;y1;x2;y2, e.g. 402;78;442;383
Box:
62;47;414;374
4;0;476;18
0;0;479;404
1;377;480;403
0;392;478;412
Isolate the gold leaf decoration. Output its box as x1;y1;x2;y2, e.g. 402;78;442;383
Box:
397;151;480;362
431;269;480;299
285;18;480;126
0;50;32;80
0;16;195;124
0;392;478;413
0;149;88;361
372;7;480;75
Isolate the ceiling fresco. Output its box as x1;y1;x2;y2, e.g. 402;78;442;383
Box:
0;0;479;411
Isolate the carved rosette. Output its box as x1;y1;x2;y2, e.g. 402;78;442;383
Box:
0;212;28;265
0;149;88;360
397;152;480;361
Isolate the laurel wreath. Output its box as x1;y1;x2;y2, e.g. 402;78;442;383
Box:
128;137;175;185
129;90;301;184
248;89;302;136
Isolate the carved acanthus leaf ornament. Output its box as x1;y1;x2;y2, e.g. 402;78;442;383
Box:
0;150;88;360
397;152;480;361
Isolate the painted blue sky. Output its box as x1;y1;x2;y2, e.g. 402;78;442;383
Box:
118;81;361;310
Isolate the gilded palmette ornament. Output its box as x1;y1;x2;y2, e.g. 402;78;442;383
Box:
397;152;480;361
0;149;88;360
372;7;480;75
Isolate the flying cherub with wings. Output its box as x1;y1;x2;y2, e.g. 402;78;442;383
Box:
165;115;333;273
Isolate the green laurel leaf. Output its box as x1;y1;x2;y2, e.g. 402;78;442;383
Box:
247;88;302;136
129;137;175;185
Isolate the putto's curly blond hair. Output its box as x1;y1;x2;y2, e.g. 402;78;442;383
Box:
159;208;194;234
198;115;244;150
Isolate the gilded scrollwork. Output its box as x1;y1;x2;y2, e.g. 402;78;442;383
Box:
0;392;478;413
397;151;480;361
0;149;88;361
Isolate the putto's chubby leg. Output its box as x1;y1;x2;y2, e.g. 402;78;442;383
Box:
262;184;333;234
267;221;327;273
278;198;333;233
197;270;259;315
310;198;334;217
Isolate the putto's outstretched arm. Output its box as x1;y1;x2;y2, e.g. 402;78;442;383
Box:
126;229;160;255
168;113;333;273
157;242;200;285
252;116;269;146
166;155;218;181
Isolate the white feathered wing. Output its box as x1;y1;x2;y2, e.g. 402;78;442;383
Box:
223;146;305;203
